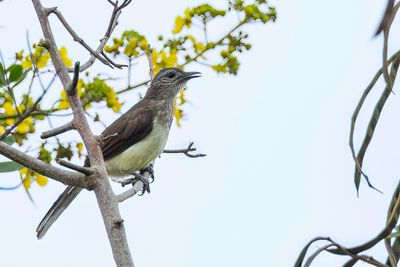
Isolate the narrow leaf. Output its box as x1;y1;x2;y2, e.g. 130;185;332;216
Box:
0;161;22;172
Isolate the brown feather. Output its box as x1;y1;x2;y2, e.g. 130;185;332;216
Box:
100;101;154;161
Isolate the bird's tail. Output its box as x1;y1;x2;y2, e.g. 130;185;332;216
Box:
36;185;82;239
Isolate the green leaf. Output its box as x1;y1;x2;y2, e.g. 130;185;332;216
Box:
7;64;23;82
10;69;29;90
2;136;14;145
0;62;6;86
0;161;22;172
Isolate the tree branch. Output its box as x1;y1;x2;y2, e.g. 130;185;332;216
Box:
0;141;89;188
56;158;94;175
0;73;55;141
48;8;115;69
41;121;75;139
163;142;206;158
31;0;134;266
64;0;132;72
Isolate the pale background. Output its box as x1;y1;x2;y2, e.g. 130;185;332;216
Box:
0;0;398;266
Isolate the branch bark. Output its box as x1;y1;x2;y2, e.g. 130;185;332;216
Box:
31;1;134;266
0;141;89;188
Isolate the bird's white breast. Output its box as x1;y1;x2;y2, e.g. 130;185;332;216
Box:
104;121;169;177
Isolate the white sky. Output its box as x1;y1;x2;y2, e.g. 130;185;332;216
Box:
0;0;398;266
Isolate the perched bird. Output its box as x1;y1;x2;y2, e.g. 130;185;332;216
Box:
36;68;201;239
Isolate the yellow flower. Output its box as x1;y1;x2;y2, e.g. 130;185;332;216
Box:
35;174;48;186
20;46;50;69
20;168;31;189
76;142;84;158
3;101;14;114
194;42;206;53
20;167;29;175
112;101;121;112
173;99;183;127
0;125;5;135
21;60;32;69
59;47;72;67
173;16;186;34
58;90;70;110
177;89;186;105
23;176;31;189
36;53;50;68
16;117;32;134
58;100;70;110
139;39;148;50
172;8;192;34
2;101;16;126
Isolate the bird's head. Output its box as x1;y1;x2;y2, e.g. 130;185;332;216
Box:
145;68;201;100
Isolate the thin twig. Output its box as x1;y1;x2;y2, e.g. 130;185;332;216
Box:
163;142;206;158
0;74;56;141
41;121;75;139
49;8;113;68
101;51;127;69
146;44;154;79
116;80;149;94
67;0;132;72
56;158;93;175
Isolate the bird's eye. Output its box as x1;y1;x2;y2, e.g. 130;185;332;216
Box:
167;72;175;79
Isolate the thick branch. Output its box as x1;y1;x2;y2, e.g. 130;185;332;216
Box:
0;141;89;188
31;1;133;266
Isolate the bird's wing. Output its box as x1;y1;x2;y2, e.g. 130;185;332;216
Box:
100;107;154;161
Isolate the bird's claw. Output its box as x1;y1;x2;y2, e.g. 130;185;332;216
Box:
131;172;150;196
140;164;155;183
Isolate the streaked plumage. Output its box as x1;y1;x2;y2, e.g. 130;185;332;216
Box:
36;68;201;239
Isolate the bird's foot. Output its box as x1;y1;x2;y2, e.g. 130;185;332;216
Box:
140;164;155;183
130;172;150;196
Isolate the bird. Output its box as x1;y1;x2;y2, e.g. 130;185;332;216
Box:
36;68;201;239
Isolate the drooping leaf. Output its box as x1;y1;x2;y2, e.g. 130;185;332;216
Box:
0;161;22;172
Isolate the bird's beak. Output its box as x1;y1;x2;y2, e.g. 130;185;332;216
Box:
185;71;202;80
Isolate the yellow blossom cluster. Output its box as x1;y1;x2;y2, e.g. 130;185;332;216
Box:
20;167;48;189
58;78;121;113
172;8;192;34
104;30;148;58
173;90;186;127
0;98;35;134
19;46;72;69
152;49;178;74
